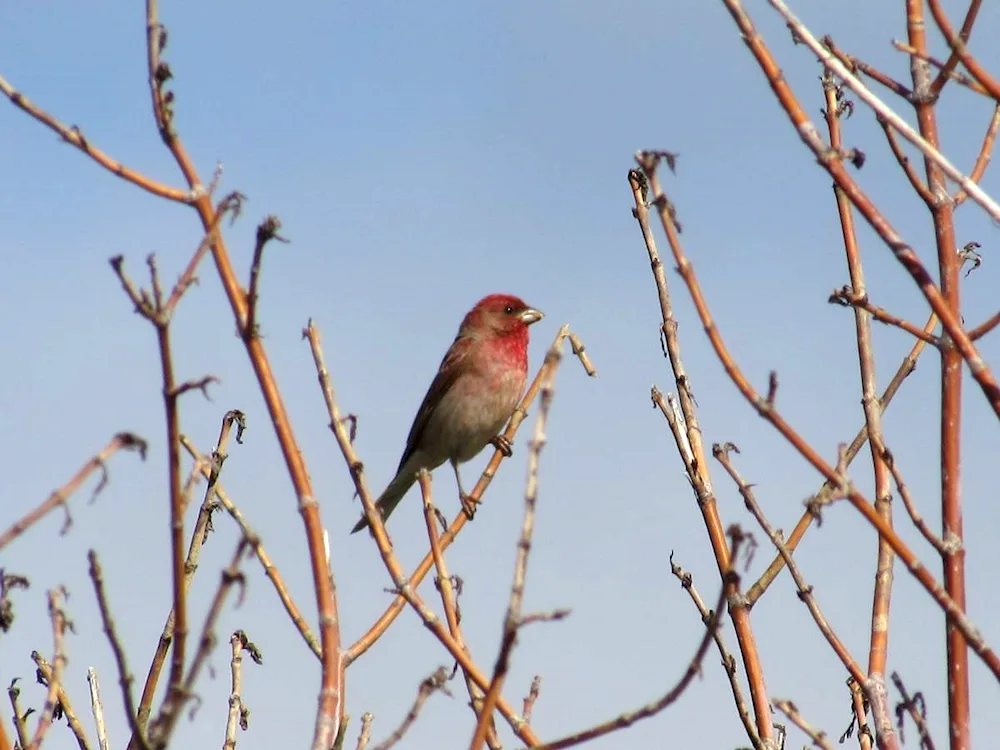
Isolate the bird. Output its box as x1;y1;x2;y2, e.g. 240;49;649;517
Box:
351;293;543;534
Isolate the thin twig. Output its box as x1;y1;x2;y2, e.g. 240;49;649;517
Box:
32;653;92;750
27;590;70;750
179;435;322;660
669;555;761;749
89;551;150;750
772;700;834;750
876;115;935;206
891;41;989;97
419;475;500;750
828;287;938;345
471;345;562;750
134;411;243;739
223;630;260;750
163;192;245;316
149;540;250;748
875;441;948;554
954;104;1000;206
9;680;31;749
245;216;288;340
822;76;895;744
524;532;744;750
715;444;868;688
521;678;542;726
745;311;937;606
88;669;110;750
371;669;451;750
822;37;913;101
968;311;1000;341
0;74;194;202
355;714;374;750
0;433;147;551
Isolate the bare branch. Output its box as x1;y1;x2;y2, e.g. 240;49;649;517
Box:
0;433;147;552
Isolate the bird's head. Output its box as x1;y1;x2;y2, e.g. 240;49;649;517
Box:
460;294;544;339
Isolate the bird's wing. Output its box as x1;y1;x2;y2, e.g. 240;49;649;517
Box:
396;334;473;472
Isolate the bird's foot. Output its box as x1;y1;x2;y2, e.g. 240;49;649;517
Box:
490;434;513;457
460;493;480;521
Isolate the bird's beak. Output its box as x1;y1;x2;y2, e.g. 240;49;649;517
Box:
519;307;544;326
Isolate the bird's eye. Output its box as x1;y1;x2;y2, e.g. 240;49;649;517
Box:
505;305;514;314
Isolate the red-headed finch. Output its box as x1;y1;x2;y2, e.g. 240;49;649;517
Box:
351;294;543;534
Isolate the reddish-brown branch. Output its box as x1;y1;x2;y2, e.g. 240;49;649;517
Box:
929;0;984;96
926;0;1000;101
955;104;1000;206
638;153;1000;681
968;311;1000;341
163;192;244;316
876;441;948;554
891;41;990;98
822;37;913;101
877;116;935;205
0;432;147;551
903;4;971;747
829;287;939;345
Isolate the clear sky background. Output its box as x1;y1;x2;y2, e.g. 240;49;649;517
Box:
3;2;1000;749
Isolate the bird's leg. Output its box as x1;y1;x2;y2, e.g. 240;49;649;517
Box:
452;461;479;520
490;434;513;457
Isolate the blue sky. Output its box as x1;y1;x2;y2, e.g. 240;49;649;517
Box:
3;2;1000;749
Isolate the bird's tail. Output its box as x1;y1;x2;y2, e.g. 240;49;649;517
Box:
350;468;417;534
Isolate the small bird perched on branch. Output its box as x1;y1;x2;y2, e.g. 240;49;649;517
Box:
351;293;544;534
